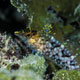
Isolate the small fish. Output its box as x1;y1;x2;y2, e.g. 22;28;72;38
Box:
15;32;80;70
0;32;79;70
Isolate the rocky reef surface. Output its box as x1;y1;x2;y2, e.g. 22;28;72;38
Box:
0;0;80;80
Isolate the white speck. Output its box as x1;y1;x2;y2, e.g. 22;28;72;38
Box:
61;45;64;49
71;56;75;60
51;37;54;40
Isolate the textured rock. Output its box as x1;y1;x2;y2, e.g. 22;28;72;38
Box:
53;70;80;80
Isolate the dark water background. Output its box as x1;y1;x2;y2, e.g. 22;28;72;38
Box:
0;0;26;34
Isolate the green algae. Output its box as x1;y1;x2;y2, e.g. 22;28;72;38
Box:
10;0;56;31
10;0;78;42
0;69;43;80
10;0;80;29
0;55;46;80
12;70;43;80
6;54;47;75
52;0;80;22
18;55;47;76
0;69;12;80
53;70;80;80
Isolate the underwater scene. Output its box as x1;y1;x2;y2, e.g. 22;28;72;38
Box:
0;0;80;80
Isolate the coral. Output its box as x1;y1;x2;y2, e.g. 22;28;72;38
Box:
0;69;43;80
18;55;47;76
53;70;80;80
0;53;46;80
12;70;43;80
0;69;12;80
74;4;80;16
0;32;21;68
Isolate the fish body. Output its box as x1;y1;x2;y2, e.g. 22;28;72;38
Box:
0;32;79;70
26;33;79;70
